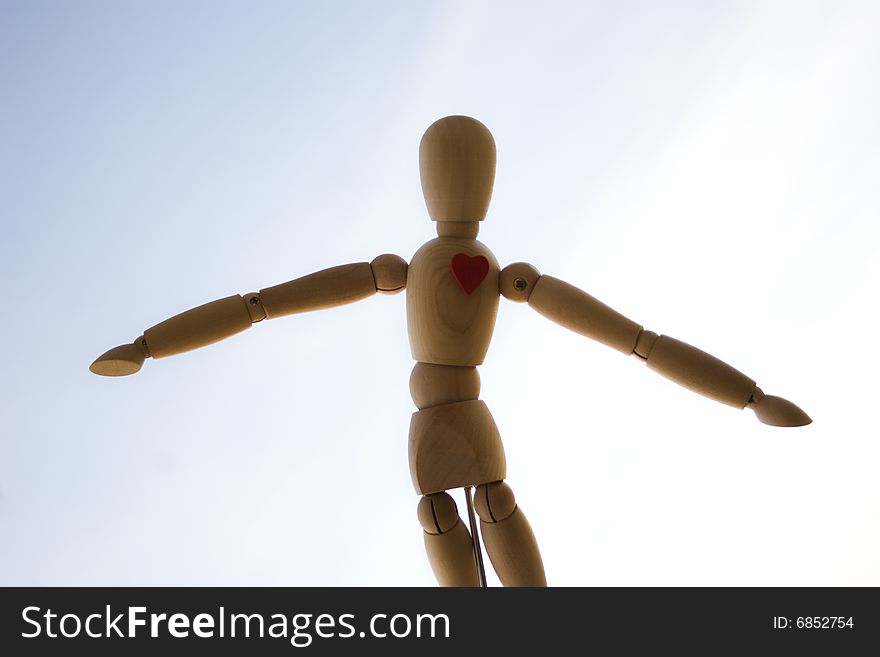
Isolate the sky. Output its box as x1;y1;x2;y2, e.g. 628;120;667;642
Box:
1;0;878;586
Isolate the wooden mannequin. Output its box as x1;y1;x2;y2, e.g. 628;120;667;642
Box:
91;115;811;586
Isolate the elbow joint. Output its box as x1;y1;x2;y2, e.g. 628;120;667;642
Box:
633;329;659;361
243;292;267;322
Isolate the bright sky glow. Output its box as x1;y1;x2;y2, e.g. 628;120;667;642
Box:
2;1;878;586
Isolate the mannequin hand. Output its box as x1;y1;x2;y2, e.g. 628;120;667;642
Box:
89;341;147;376
748;388;811;427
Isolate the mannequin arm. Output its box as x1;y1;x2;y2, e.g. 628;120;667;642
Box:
499;262;811;427
90;254;407;376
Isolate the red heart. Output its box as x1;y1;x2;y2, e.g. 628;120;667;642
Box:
450;253;489;294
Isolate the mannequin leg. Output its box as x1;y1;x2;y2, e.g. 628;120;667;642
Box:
474;481;546;586
417;491;480;586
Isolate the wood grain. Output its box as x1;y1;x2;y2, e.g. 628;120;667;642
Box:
143;295;253;358
259;263;377;318
408;400;506;495
407;238;500;366
419;115;496;223
409;363;480;410
528;275;642;354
